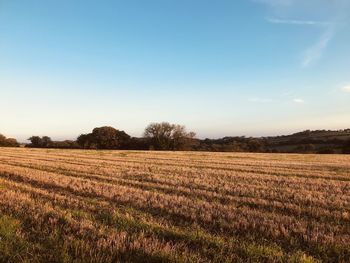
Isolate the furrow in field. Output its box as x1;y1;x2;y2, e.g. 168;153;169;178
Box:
2;161;348;229
1;174;348;262
1;160;350;220
1;155;350;196
0;177;238;261
0;185;198;263
4;148;349;169
2;148;350;262
1;151;349;182
3;155;350;195
0;164;349;252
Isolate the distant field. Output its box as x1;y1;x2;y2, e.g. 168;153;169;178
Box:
0;148;349;262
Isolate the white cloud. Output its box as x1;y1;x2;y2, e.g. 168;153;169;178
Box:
266;17;331;26
341;85;350;93
302;28;334;67
293;98;305;103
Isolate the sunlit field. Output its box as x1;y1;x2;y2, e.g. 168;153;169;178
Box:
0;148;349;262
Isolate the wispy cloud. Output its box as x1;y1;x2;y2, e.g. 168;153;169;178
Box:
293;98;305;103
302;28;334;67
341;84;350;93
268;16;335;68
266;17;331;26
256;0;349;67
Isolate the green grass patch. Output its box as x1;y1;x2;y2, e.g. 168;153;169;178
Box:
0;215;36;263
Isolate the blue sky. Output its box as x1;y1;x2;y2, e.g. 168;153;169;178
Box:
1;0;350;141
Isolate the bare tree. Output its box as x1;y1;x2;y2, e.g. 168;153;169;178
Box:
144;122;195;150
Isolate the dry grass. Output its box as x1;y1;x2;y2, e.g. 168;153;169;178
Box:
0;147;349;262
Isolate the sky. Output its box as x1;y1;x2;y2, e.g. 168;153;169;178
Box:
0;0;350;141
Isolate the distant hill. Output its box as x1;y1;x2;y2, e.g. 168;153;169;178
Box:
265;129;350;154
194;129;350;154
269;129;350;142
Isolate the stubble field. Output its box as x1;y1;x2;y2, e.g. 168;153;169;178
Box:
0;147;349;262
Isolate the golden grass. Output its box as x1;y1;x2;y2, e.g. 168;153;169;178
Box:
0;147;349;262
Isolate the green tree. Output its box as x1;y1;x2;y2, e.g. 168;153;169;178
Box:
41;136;53;147
27;136;52;148
77;126;131;149
343;139;350;154
77;134;95;149
28;136;42;147
0;134;6;143
0;134;19;147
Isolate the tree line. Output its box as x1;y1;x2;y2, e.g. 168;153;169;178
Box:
2;123;350;154
26;122;196;151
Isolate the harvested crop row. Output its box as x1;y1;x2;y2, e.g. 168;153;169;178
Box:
0;148;349;262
